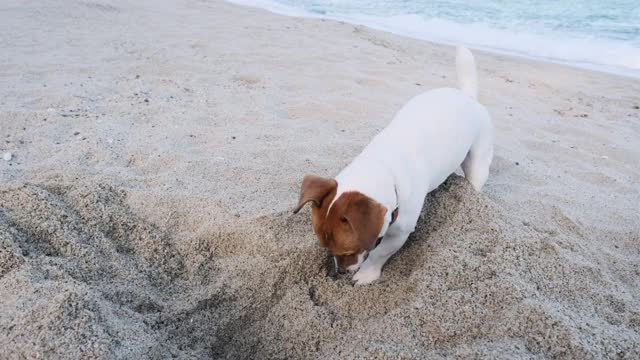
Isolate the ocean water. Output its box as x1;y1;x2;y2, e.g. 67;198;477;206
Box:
229;0;640;77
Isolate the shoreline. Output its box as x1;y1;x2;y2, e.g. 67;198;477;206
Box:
226;0;640;79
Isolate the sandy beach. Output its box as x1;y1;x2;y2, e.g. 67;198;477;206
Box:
1;0;639;358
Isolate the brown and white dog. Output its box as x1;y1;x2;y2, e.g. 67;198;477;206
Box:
294;47;493;285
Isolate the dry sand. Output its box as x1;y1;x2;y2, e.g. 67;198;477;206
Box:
1;0;639;358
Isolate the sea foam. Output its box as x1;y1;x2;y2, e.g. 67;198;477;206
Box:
227;0;640;78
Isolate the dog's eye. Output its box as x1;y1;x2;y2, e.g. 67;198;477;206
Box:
340;217;348;223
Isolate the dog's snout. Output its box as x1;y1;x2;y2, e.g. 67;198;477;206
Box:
334;256;348;274
327;255;350;276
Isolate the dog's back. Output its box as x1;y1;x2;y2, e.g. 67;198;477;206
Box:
340;47;493;195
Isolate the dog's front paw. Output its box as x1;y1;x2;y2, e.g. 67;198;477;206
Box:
352;267;381;285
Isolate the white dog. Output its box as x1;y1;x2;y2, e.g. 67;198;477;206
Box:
294;47;493;285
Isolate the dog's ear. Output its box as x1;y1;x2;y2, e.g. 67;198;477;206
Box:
343;194;386;250
293;174;337;214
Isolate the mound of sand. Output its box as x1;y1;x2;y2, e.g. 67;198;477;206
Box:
1;176;638;358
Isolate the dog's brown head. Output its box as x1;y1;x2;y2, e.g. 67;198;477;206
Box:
293;174;387;273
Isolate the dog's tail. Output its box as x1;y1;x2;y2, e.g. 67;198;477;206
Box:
455;46;478;99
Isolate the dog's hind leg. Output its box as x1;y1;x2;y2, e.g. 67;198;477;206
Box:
461;131;493;191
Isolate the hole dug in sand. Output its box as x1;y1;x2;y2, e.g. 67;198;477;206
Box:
1;176;639;358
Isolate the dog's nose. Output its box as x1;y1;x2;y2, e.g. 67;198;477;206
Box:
326;257;339;278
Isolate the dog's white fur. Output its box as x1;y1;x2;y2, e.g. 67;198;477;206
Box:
332;47;493;285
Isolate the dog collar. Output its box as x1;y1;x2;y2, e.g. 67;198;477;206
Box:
390;207;399;225
373;186;400;249
374;206;399;248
